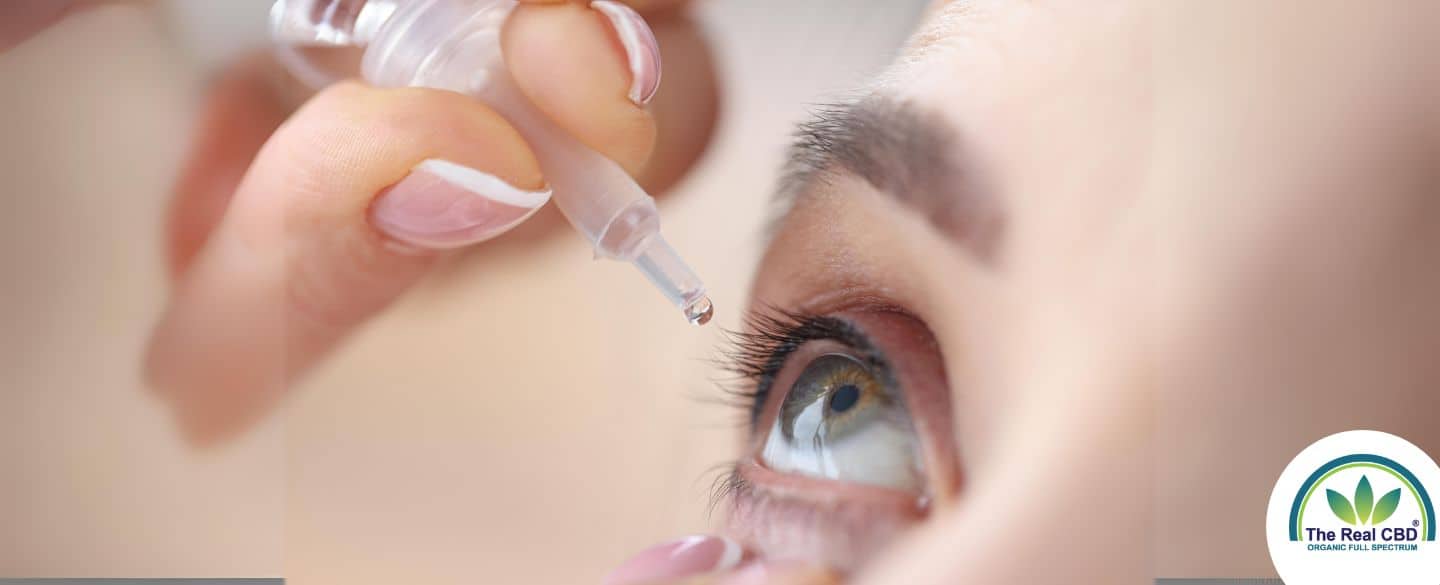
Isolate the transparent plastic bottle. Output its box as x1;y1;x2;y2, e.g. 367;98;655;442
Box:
271;0;713;325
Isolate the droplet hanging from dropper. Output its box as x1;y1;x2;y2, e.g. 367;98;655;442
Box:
684;296;714;326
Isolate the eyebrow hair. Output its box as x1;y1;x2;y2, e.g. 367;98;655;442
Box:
772;96;1003;260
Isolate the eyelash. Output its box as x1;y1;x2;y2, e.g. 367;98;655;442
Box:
716;306;884;428
708;464;749;519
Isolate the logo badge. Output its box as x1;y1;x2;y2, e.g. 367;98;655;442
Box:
1267;430;1440;584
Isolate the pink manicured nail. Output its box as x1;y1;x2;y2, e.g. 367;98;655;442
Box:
370;159;550;249
591;0;662;105
604;535;744;585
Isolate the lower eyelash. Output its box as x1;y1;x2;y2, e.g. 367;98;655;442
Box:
711;461;927;573
707;462;751;519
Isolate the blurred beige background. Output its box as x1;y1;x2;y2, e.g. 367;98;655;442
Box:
0;1;925;582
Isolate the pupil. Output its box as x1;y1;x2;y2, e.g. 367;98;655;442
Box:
829;384;860;414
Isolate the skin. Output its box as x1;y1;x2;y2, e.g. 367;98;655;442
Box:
8;0;1440;583
737;1;1440;583
122;0;713;443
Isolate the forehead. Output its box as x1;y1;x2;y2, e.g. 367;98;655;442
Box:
871;1;1150;217
880;1;1146;129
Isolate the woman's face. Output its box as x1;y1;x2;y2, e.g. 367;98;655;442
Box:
719;1;1440;580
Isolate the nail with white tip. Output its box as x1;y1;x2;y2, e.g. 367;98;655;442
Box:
604;535;745;585
591;0;662;105
370;159;550;249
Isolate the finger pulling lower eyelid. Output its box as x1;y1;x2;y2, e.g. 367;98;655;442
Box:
604;535;744;585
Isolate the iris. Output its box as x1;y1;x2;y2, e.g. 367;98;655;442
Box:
760;352;924;491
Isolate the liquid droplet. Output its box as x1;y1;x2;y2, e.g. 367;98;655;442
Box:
684;296;714;326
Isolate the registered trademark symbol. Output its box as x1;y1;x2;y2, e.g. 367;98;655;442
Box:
1415;519;1422;527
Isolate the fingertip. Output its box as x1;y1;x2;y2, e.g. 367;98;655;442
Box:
271;82;548;209
503;1;659;175
591;0;663;105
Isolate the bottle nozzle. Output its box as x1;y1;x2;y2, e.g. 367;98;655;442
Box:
632;236;712;326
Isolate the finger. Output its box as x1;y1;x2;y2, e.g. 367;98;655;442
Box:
146;82;548;445
167;53;292;279
502;0;660;175
429;0;717;253
630;7;718;194
628;565;838;585
605;535;744;585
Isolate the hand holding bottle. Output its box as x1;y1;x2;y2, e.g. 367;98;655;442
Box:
0;0;718;443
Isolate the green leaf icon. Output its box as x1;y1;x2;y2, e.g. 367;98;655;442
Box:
1372;488;1402;525
1328;489;1357;525
1356;475;1374;524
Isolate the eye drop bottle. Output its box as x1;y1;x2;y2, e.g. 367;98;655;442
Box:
271;0;714;325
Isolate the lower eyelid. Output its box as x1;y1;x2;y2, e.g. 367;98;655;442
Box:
723;462;927;573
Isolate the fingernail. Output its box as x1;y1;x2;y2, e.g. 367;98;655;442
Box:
591;0;662;105
370;159;550;249
604;535;744;585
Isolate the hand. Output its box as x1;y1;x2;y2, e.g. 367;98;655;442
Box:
134;0;719;444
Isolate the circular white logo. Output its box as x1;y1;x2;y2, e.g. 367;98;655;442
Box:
1267;430;1440;584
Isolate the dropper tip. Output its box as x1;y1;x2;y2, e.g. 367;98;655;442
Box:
684;296;714;326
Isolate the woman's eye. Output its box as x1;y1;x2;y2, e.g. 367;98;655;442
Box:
719;308;952;570
758;352;925;492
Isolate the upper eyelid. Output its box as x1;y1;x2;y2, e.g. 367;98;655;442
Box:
719;307;876;427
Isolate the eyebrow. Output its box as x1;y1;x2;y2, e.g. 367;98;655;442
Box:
772;96;1003;260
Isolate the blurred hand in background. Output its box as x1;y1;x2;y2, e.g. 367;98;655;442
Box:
3;0;720;445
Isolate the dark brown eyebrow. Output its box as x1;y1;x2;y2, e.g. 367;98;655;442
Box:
772;96;1003;261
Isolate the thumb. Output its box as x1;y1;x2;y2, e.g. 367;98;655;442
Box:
502;0;662;176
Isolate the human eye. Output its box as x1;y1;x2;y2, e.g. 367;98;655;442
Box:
761;348;922;491
715;302;957;572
